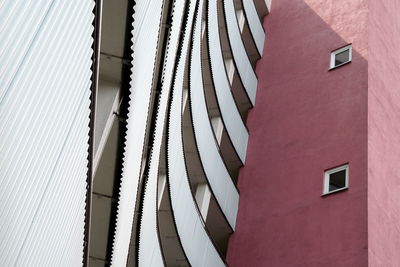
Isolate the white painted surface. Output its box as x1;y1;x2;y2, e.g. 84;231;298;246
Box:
110;0;164;265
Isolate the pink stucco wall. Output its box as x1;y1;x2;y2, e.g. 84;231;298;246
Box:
227;0;369;266
368;1;400;266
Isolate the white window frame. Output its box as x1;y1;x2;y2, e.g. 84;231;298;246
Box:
330;44;352;70
323;164;349;195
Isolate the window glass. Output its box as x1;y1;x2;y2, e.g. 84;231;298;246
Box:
334;50;350;66
329;170;346;191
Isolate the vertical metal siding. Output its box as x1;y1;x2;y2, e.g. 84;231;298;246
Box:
0;0;94;265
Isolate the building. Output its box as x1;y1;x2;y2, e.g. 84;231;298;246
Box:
228;0;400;266
89;0;271;265
1;0;399;266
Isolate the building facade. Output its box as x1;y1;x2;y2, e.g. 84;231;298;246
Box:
228;0;400;266
1;0;270;265
1;0;400;266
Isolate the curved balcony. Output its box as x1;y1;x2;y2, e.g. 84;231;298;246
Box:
191;1;239;229
166;1;225;265
138;160;164;266
242;0;265;56
111;0;164;265
138;0;189;264
206;0;249;163
219;0;258;105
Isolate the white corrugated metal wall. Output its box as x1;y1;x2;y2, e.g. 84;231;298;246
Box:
0;0;94;265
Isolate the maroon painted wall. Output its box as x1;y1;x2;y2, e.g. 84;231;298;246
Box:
227;0;369;266
368;1;400;266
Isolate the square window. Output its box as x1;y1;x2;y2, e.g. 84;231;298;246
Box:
330;45;352;69
323;164;349;195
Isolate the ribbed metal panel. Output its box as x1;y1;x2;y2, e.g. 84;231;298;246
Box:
243;0;265;55
191;0;239;229
167;0;225;265
111;0;164;265
138;0;187;266
207;0;249;163
0;0;94;265
221;0;258;105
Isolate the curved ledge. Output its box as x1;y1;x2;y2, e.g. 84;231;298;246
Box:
206;0;249;163
111;0;164;265
138;155;164;267
191;0;239;229
138;0;189;265
221;0;258;105
167;1;225;266
242;0;265;56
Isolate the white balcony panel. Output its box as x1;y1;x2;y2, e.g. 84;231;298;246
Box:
138;0;187;265
220;0;257;104
167;0;224;265
191;1;239;229
111;0;163;265
138;159;164;267
207;0;249;163
243;0;266;55
0;0;94;265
